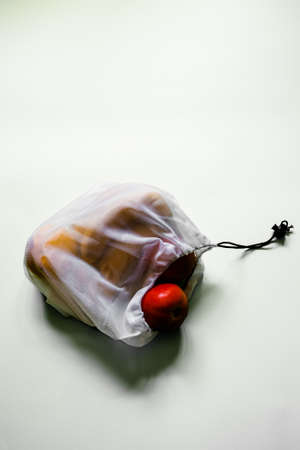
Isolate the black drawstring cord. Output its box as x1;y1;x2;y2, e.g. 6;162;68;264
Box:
216;220;294;250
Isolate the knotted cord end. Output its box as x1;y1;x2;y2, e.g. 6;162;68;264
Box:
272;220;294;240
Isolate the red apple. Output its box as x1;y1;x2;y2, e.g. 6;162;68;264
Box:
141;283;188;332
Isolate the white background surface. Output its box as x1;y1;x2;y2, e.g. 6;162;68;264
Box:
0;1;299;449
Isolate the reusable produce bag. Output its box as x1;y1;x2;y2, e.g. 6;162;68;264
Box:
24;183;212;347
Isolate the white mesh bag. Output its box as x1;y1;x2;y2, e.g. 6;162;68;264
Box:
24;182;212;347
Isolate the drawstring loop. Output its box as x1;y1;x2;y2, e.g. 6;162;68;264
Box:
217;220;294;250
